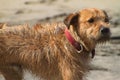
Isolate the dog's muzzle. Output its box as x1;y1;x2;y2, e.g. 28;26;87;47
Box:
100;27;110;35
100;27;111;37
98;26;111;41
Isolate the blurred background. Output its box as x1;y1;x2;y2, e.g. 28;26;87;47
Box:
0;0;120;80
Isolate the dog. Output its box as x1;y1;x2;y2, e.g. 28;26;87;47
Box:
0;8;111;80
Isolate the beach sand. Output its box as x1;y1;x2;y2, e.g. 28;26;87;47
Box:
0;0;120;80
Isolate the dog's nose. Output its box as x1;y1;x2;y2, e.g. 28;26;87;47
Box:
100;27;110;34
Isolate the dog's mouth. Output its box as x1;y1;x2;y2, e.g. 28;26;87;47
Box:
97;32;111;43
89;32;111;44
97;27;111;43
97;36;110;43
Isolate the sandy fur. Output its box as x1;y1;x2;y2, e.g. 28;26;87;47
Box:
0;8;110;80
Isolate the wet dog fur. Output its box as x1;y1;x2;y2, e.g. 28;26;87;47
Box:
0;8;111;80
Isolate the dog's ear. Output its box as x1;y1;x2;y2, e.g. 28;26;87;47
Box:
102;10;109;18
64;13;79;29
102;10;110;23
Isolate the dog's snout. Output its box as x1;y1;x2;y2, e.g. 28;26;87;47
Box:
100;27;110;34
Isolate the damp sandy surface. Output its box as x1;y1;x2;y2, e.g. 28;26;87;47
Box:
0;0;120;80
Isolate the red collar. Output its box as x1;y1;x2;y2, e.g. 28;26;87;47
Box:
64;28;95;58
64;28;82;51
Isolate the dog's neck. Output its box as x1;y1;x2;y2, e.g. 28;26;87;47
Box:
64;28;82;51
69;26;96;51
65;28;95;58
78;32;96;51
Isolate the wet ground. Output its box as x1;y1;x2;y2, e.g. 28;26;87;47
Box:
0;0;120;80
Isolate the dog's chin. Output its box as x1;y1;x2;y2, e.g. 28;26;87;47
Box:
97;38;110;43
89;35;110;44
96;35;111;44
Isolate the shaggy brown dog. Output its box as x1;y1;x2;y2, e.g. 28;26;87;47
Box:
0;8;111;80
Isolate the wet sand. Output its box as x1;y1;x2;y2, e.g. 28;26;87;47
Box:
0;0;120;80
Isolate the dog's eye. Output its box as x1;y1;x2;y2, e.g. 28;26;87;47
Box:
88;18;94;23
104;18;109;23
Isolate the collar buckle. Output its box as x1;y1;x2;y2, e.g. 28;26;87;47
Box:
77;44;83;53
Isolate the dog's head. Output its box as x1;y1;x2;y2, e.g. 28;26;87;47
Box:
64;8;111;43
